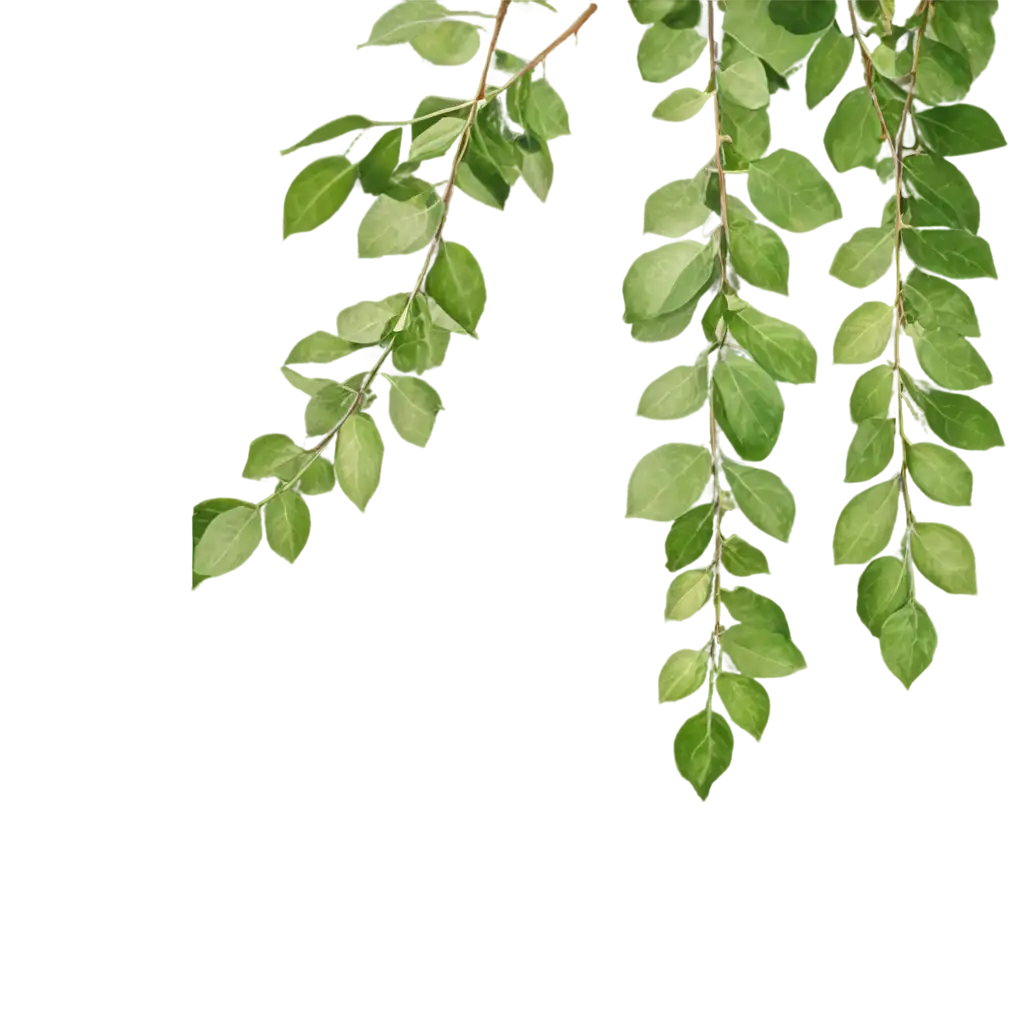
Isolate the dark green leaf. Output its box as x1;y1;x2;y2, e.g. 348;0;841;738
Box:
720;587;790;637
857;556;910;637
722;536;771;577
728;218;789;295
748;149;842;232
904;156;980;233
830;227;893;288
410;20;481;65
713;354;785;462
721;624;805;677
358;185;443;257
845;417;895;482
915;104;1006;157
903;269;980;336
627;444;712;521
638;362;708;420
659;649;710;703
903;377;1003;450
334;412;383;511
722;458;796;542
833;477;899;565
912;327;991;391
242;434;306;481
280;115;373;157
644;176;710;237
833;301;892;364
297;457;335;496
806;22;854;109
358;128;402;195
716;673;770;741
387;375;442;447
265;490;311;564
652;88;712;122
425;240;486;336
629;0;676;23
911;522;977;595
824;88;883;172
915;39;973;105
880;600;937;688
906;442;972;506
622;238;718;322
283;157;358;238
768;0;836;34
665;503;715;571
192;505;263;578
637;24;707;83
850;365;893;423
674;711;733;801
729;306;816;384
665;568;713;621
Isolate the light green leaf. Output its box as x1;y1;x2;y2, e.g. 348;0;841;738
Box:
637;24;707;83
748;149;842;232
903;269;980;336
805;22;854;109
912;327;991;391
856;555;910;637
334;412;384;511
906;442;972;506
903;378;1003;451
665;568;713;621
915;38;973;106
721;536;770;577
297;457;335;496
659;649;710;703
265;490;311;564
643;176;710;237
721;624;805;677
242;434;306;481
915;104;1006;157
627;444;711;522
728;218;789;295
845;418;895;483
720;586;789;637
411;20;481;65
713;354;784;462
283;157;358;238
425;240;486;336
722;458;795;542
280;114;373;157
904;156;979;233
824;88;882;172
833;301;892;364
674;710;733;801
719;100;771;168
280;365;336;397
520;136;554;202
357;185;442;258
653;87;712;122
722;0;822;74
522;80;570;140
360;2;451;46
833;477;899;565
911;522;976;595
192;498;254;588
193;505;263;578
638;362;708;420
630;293;705;342
850;364;893;423
830;227;894;288
904;228;997;280
665;503;715;572
729;306;816;384
716;673;770;741
719;59;770;110
880;601;937;688
387;375;442;447
337;294;407;345
408;116;465;161
285;331;362;365
622;238;718;322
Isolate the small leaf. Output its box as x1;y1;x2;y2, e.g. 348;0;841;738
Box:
521;79;571;141
721;458;796;542
768;0;836;34
674;711;733;801
623;238;718;323
833;302;892;364
665;568;713;622
242;434;305;481
903;269;979;336
285;331;361;365
747;149;842;233
720;624;805;678
720;586;789;637
824;88;882;173
716;673;770;741
337;295;408;345
193;505;263;578
358;128;402;195
425;240;486;336
722;536;770;577
719;59;770;110
297;457;335;496
627;444;712;522
915;104;1006;157
520;136;554;202
728;218;789;295
719;100;771;169
334;412;384;512
280;114;373;156
912;328;991;391
360;2;452;46
388;375;442;447
830;228;894;288
665;503;715;572
358;185;443;258
850;365;893;423
729;306;816;384
283;157;358;238
410;20;481;66
833;477;899;565
408;116;465;161
644;176;710;238
652;88;712;122
806;22;854;109
903;229;997;280
856;556;910;637
637;24;707;84
265;490;311;564
845;418;895;483
906;442;972;506
911;522;977;595
880;601;937;688
638;363;708;420
659;649;710;703
712;354;785;462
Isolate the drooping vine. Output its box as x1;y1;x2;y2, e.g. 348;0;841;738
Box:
192;1;597;586
821;0;1003;687
624;0;843;799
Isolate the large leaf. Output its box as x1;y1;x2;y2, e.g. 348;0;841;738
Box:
425;240;486;336
718;59;770;110
242;434;306;481
903;378;1003;451
728;306;816;383
637;24;707;83
720;624;805;677
906;443;972;506
849;365;893;423
411;20;480;65
830;228;893;288
334;412;384;511
638;362;708;420
880;601;937;688
644;176;710;238
713;354;785;462
833;302;892;364
665;569;713;621
280;114;373;156
856;556;910;637
358;129;402;195
903;269;979;336
748;150;842;232
911;522;977;595
283;157;358;238
360;2;451;46
805;22;854;109
833;477;899;565
911;328;991;391
722;0;821;74
716;673;770;741
265;490;311;564
387;375;442;447
721;458;795;542
674;711;733;801
903;156;980;233
728;218;789;295
665;503;715;572
915;38;973;106
192;505;263;578
903;229;996;280
358;185;443;258
192;498;255;588
659;649;710;703
720;587;790;637
627;444;711;522
915;104;1006;157
845;418;895;483
622;239;718;322
824;88;882;172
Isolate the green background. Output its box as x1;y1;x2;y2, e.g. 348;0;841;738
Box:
6;2;1024;1015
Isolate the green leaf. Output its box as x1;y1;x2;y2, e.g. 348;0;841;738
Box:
280;364;337;398
297;457;335;496
387;375;442;447
906;442;972;507
713;354;785;462
285;331;362;365
630;293;705;342
424;240;486;336
627;444;712;522
643;176;710;237
665;568;713;621
845;418;895;483
716;673;770;741
728;218;789;295
192;498;254;588
360;2;451;46
721;458;795;542
337;295;407;345
264;490;311;564
408;116;464;162
665;503;715;572
850;365;893;423
283;157;358;238
856;556;910;637
193;505;263;578
880;601;937;688
410;95;467;140
903;156;980;234
824;88;882;173
520;136;554;202
915;104;1006;157
393;326;449;375
722;0;822;74
806;22;854;109
903;269;979;336
904;379;1003;451
768;0;836;34
719;100;772;169
833;477;899;565
830;227;894;288
659;649;710;703
242;434;306;481
873;75;906;141
674;711;733;801
719;58;770;110
833;302;892;364
721;624;805;677
622;238;718;322
653;87;712;123
932;1;995;80
629;0;676;23
638;362;708;420
637;25;706;83
721;536;770;577
915;38;973;106
334;412;384;511
410;20;481;65
703;176;758;223
911;522;977;595
493;49;525;73
358;129;402;195
521;80;570;140
280;114;373;157
661;0;703;29
720;586;789;637
911;327;991;391
748;149;842;233
358;185;443;258
729;306;816;384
